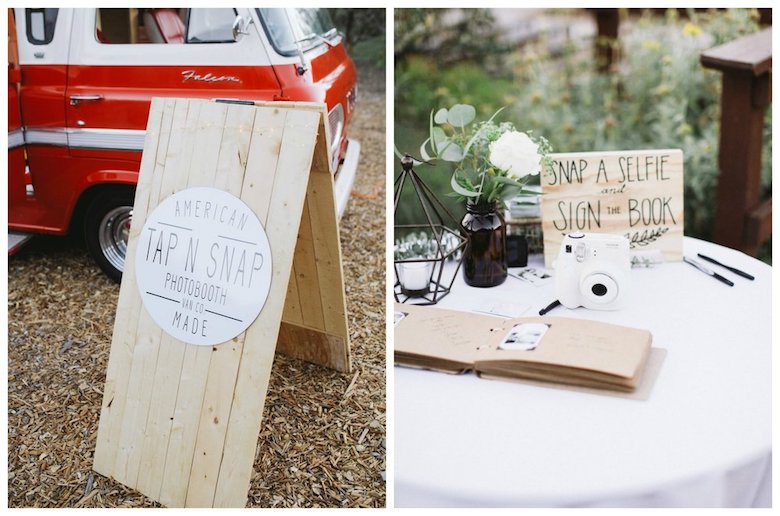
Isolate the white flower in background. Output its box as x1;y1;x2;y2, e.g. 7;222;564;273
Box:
489;131;541;178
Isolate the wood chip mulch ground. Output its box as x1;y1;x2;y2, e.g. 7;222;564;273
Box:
7;65;386;508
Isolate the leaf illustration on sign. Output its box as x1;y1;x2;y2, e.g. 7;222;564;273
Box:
135;187;273;346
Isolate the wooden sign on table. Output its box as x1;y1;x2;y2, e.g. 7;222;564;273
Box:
93;97;350;507
540;149;684;267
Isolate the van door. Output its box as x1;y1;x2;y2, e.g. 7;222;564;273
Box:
63;7;283;281
10;8;73;234
8;9;27;214
64;7;283;160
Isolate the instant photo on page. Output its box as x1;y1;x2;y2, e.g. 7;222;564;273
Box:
394;304;653;392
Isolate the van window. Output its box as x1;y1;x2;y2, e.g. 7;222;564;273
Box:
95;8;237;45
26;8;58;45
186;9;236;43
257;8;338;56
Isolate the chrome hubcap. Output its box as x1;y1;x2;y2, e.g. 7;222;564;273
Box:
98;206;133;272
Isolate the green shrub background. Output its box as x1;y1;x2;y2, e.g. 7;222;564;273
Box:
332;8;386;69
394;8;771;262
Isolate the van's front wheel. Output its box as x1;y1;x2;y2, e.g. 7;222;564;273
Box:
84;189;134;283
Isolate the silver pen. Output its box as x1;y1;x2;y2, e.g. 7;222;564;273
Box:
683;256;734;287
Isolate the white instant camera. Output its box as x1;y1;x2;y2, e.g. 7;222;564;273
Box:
554;232;631;310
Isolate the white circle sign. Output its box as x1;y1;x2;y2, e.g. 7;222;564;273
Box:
135;187;273;346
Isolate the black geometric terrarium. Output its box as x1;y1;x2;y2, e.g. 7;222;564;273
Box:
394;154;466;305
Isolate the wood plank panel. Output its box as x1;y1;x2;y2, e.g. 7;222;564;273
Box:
134;98;207;500
305;134;349;340
276;322;349;373
266;103;351;373
157;101;228;507
291;199;327;329
212;109;321;506
95;98;347;507
276;135;350;371
281;266;304;325
111;97;177;486
93;97;166;476
185;105;286;507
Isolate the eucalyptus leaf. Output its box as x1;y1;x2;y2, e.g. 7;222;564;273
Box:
462;168;479;183
447;104;476;128
434;108;449;124
419;138;432;162
431;127;448;150
483;181;501;201
429;110;436;153
492;175;529;188
450;173;480;197
498;185;522;202
440;142;464;162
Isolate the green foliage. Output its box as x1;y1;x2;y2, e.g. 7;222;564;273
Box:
394;231;439;260
394;8;505;66
394;61;521;226
411;102;552;208
506;8;769;243
331;8;385;46
395;8;771;256
394;157;464;229
394;230;461;261
330;8;385;69
396;57;514;124
351;36;385;69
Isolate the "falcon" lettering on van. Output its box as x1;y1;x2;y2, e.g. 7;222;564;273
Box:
181;70;240;83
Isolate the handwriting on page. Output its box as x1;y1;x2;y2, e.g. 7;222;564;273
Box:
562;334;619;355
426;315;478;349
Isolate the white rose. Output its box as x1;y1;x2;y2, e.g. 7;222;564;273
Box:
488;131;541;178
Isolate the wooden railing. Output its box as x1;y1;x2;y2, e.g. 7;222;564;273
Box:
701;28;772;256
590;9;772;256
591;9;772;72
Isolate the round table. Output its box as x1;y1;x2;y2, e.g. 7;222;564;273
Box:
394;237;772;507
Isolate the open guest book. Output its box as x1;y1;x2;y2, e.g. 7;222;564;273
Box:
394;303;653;392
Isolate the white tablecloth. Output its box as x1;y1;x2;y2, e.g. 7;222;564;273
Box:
394;237;772;507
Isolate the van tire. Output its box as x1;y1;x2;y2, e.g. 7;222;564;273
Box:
83;188;135;283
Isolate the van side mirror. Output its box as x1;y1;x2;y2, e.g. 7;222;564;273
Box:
232;15;253;41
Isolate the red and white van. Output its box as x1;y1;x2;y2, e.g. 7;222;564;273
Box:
8;7;360;281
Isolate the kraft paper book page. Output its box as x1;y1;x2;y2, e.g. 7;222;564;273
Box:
394;304;652;392
474;318;652;391
394;305;500;372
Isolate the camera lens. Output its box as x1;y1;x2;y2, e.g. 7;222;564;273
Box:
580;272;620;306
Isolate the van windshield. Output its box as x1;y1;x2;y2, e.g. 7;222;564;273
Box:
257;8;338;56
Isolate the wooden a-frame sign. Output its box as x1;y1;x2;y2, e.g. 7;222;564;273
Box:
93;97;350;507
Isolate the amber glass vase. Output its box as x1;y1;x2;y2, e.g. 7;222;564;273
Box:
461;201;507;287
